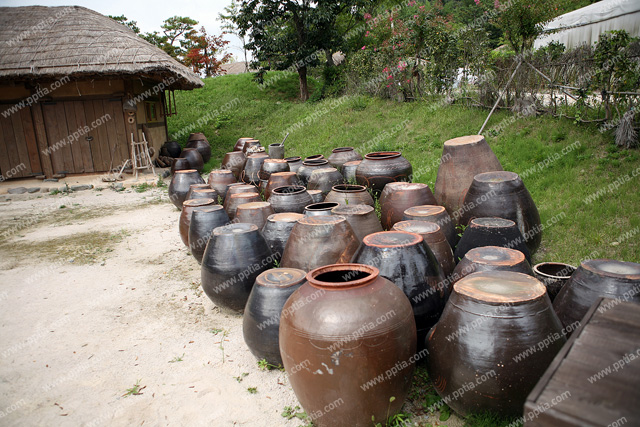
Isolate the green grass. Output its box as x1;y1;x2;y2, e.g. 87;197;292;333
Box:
168;72;639;265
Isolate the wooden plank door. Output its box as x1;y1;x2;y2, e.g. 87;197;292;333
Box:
0;107;35;178
41;102;75;174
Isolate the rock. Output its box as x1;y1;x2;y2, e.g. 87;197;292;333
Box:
34;175;46;180
52;173;66;179
114;183;124;190
162;170;170;178
8;187;27;194
59;186;71;193
70;184;93;191
43;178;58;183
27;187;40;193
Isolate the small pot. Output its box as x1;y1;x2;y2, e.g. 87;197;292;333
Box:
242;139;262;156
168;169;205;209
454;217;531;264
304;154;325;161
243;268;306;365
179;198;216;247
307;167;344;196
179;147;204;173
185;183;212;202
261;213;304;262
307;189;324;204
259;158;289;180
281;215;360;272
234;137;254;152
207;170;236;201
380;182;437;230
265;172;301;200
331;204;382;242
226;184;258;199
341;160;361;183
188;188;219;202
303;202;339;217
356;151;412;194
285;156;303;173
324;184;375;207
221;151;246;180
453;246;533;287
224;192;261;220
268;143;285;159
162;141;182;158
188;206;230;263
327;147;362;171
242;153;269;185
235;201;275;229
267;185;313;214
186;139;211;163
170;157;191;174
533;262;577;301
297;159;329;186
403;205;458;249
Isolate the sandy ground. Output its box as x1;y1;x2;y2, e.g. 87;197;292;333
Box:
0;183;461;427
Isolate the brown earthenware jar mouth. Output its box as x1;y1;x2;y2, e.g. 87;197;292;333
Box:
405;205;446;216
466;246;525;265
307;263;380;290
264;159;288;164
269;143;284;147
470;217;516;228
393;220;439;235
302;159;329;166
533;262;576;280
183;198;215;207
474;171;519;183
272;185;306;195
210;169;234;175
363;231;423;248
214;222;258;235
305;154;325;161
197;206;225;213
332;147;354;153
364;151;401;160
454;271;545;304
581;259;640;280
332;204;374;215
229;193;260;201
305;202;340;211
332;184;367;193
257;268;307;288
238;201;271;209
298;215;345;226
444;135;484;147
285;156;302;162
267;212;305;223
343;160;361;166
271;172;297;178
176;169;197;174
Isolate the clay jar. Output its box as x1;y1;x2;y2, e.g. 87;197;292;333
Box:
242;153;269;185
235;201;275;229
179;198;216;247
168;169;205;209
265;172;301;200
380;182;437;230
179;147;204;173
261;213;304;262
201;223;273;312
242;139;262;156
352;231;447;345
280;263;416;427
307;190;323;204
403;205;458;249
285;156;303;173
533;262;577;301
226;184;257;199
307;167;344;196
207;170;236;201
171;157;190;174
162;140;182;158
304;154;325;161
188;188;219;201
341;160;361;183
553;259;640;330
267;185;313;214
268;143;285;159
327;147;362;171
188;206;230;263
324;184;375;207
243;268;306;365
453;246;533;286
426;271;565;417
303;202;339;217
392;220;456;285
188;132;207;143
259;158;289;180
186;139;211;163
234;137;254;152
331;204;382;242
461;171;541;254
224;192;261;220
221;151;246;180
185;183;212;202
434;135;503;223
355;151;412;194
455;217;531;263
280;215;359;272
297;159;330;186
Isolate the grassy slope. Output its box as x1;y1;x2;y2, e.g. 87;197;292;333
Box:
168;72;640;266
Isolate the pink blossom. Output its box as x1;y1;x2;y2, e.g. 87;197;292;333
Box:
362;46;366;50
386;84;391;88
408;0;416;6
494;0;500;8
474;0;480;4
364;13;372;20
387;75;393;80
383;67;389;72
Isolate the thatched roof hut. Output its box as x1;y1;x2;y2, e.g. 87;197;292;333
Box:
0;6;203;179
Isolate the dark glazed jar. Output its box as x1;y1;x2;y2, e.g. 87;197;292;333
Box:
307;189;324;204
261;213;304;262
201;223;273;312
351;231;447;347
223;192;261;220
533;262;577;301
188;206;230;264
242;153;269;185
461;171;541;254
403;205;458;248
259;158;289;180
331;204;382;242
170;157;190;174
426;271;565;417
307;167;344;196
179;198;216;247
327;147;362;171
234;137;254;152
455;217;531;264
434;135;503;223
163;141;182;158
303;202;339;217
179;147;204;173
267;185;313;214
184;183;212;202
379;182;437;230
553;259;640;330
186;139;211;163
207;169;236;201
297;159;330;186
324;184;375;207
188;188;219;201
265;172;301;200
452;246;533;287
221;151;246;180
281;216;359;272
242;139;262;156
188;132;207;143
280;263;417;427
304;154;325;161
355;151;412;194
235;201;275;229
341;160;361;183
268;143;285;159
285;156;303;173
243;268;306;365
168;169;205;209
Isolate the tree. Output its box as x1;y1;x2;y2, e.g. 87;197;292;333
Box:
161;16;199;60
184;27;233;77
108;15;141;34
219;2;249;72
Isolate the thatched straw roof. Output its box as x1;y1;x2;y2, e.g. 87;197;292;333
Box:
0;6;203;89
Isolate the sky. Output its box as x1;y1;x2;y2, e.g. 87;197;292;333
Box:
0;0;248;61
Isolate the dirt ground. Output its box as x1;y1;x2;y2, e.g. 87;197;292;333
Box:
0;182;461;427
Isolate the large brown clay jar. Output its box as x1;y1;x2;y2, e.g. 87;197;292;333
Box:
380;182;437;230
434;135;502;223
235;201;275;229
221;151;246;180
532;262;577;301
170;157;190;174
355;151;412;194
331;204;382;242
307;167;344;196
327;147;362;171
280;216;359;272
259;158;289;181
188;188;219;201
184;183;212;202
265;172;301;200
188;206;231;263
297;159;330;186
226;184;257;198
224;192;261;220
179;198;216;247
207;169;236;201
242;139;262;156
280;263;417;427
267;185;313;214
168;169;205;209
261;213;304;262
452;246;533;286
426;271;565;417
285;156;303;173
324;184;375;207
403;205;458;248
307;189;324;203
234;137;254;152
179;147;204;173
186;139;211;163
341;160;361;183
242;153;269;185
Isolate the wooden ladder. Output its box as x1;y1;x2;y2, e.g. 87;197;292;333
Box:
131;132;156;180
